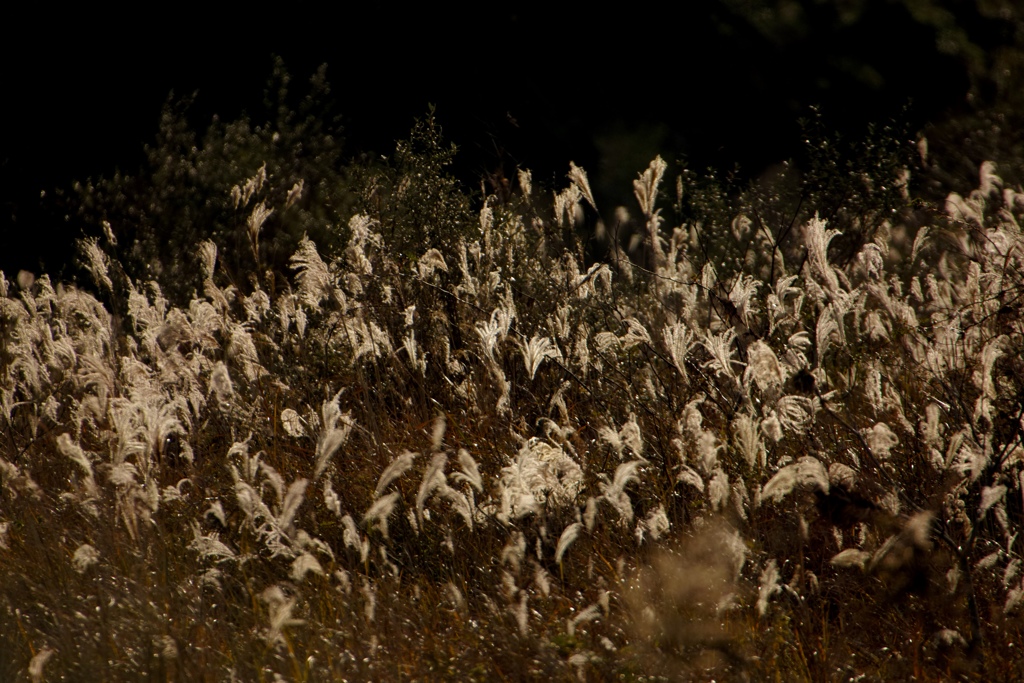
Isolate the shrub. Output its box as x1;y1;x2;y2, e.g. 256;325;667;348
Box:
70;59;355;305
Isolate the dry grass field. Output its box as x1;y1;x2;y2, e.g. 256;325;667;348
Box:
3;82;1024;680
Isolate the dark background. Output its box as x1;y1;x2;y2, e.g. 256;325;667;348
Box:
2;2;1021;277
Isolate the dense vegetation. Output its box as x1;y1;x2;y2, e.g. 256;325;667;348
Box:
5;62;1024;681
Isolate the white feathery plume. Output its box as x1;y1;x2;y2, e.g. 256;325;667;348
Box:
284;179;304;209
476;306;514;359
827;464;858;494
247;201;273;261
708;468;730;511
776;395;814;434
315;391;353;480
1004;559;1021;589
188;523;237;564
290;552;324;582
803;213;843;297
701;261;718;294
401;304;417;328
831;296;852;345
555;522;583;567
864;311;890;342
534;564;551;596
869;511;934;575
702;329;741;382
946;192;984;225
688;432;720;475
228;437;258;482
520;335;562;380
108;462;139;487
728;273;760;326
57;433;94;481
72;544;100;573
760;456;829;503
786;330;812;363
227;323;263;382
945;430;975;475
620;414;643;457
476;317;502;360
816;304;841;361
745;341;784;395
974;336;1007;401
512;593;529;635
573;262;613;299
242;287;271;322
276;478;309;533
980;485;1008;520
863;422;899;460
594;331;620;353
323;481;342;517
831;549;871;569
452;449;483;493
280;408;305;438
598;425;622;459
436;484;474;530
864;365;884;413
374;451;418;499
479;203;493;247
732;414;766;469
258;462;285;508
445;583;465;614
518;168;533;198
634;156;667;218
567;604;602;637
599;416;642;460
290;236;333;309
554;184;582;228
417;248;449;279
568;162;598;210
230;162;266;208
620;318;652;350
600;460;644;525
347;213;381;251
340;514;360;550
28;648;55;683
977;160;1000;197
663;322;695;380
363;492;400;538
677;466;704;492
502;571;521;602
1006;582;1024;615
416;453;448;523
643;505;670;541
498;439;583;521
430;415;446;450
342;315;393;362
501;532;527;572
757;559;782;616
81;237;113;291
734;473;753;520
455;242;479;298
584;497;599;531
910;225;931;265
261;585;303;648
